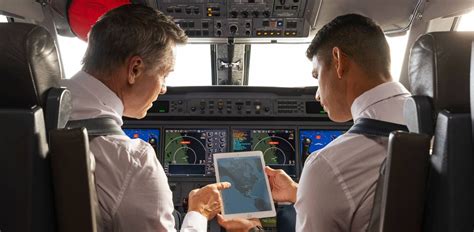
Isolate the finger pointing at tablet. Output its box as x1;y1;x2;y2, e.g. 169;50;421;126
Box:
215;181;232;190
188;182;231;220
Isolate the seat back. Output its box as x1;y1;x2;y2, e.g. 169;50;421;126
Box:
0;22;98;232
0;22;64;232
372;131;431;232
406;32;474;232
49;128;99;232
370;32;474;232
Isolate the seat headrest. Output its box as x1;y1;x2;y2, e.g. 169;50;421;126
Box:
408;32;474;113
0;23;62;108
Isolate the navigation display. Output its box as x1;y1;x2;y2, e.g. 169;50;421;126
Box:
232;129;296;176
164;128;227;176
299;129;344;154
123;128;160;152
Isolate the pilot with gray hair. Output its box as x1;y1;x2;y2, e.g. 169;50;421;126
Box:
62;4;230;231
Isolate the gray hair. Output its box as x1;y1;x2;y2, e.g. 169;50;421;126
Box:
82;4;187;75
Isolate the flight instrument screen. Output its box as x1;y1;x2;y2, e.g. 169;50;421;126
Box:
123;128;160;152
232;129;296;176
299;129;345;154
164;128;227;176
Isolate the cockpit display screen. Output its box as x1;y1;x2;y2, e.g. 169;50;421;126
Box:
232;129;296;176
123;128;160;152
164;128;227;176
299;129;344;154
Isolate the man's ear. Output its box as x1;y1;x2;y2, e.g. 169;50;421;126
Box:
127;56;145;85
332;47;348;79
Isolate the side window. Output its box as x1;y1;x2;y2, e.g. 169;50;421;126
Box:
56;36;88;78
456;10;474;31
386;33;409;81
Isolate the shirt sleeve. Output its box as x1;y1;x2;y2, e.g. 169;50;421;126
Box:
180;211;208;232
112;144;177;231
294;153;353;232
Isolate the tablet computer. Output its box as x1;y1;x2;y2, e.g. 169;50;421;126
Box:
214;151;276;219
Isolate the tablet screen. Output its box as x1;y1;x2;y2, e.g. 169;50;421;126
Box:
215;153;275;218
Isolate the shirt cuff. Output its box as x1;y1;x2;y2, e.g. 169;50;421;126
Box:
181;211;207;232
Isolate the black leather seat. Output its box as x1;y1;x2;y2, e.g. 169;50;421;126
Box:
408;32;474;232
0;23;99;232
390;32;474;232
369;32;474;232
0;22;63;232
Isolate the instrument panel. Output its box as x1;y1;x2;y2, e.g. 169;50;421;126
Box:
156;0;310;38
122;86;350;231
122;126;345;178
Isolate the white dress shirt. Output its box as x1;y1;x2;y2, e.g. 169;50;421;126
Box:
295;82;411;231
61;71;207;232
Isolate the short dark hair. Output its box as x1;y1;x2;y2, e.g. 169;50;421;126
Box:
306;14;390;77
82;4;187;75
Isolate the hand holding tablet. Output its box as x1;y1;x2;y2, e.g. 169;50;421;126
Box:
214;151;276;219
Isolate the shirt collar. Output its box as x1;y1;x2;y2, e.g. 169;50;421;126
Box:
351;82;410;121
70;71;124;125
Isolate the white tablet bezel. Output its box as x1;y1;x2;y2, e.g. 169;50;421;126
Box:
214;151;276;219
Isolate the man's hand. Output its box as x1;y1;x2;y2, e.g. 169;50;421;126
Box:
216;214;261;232
265;166;298;203
188;182;231;220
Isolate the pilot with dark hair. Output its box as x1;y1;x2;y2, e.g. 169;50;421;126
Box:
218;13;410;231
61;4;229;231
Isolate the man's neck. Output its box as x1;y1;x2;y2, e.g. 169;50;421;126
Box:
346;69;391;109
84;69;125;101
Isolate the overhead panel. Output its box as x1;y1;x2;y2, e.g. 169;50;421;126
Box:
306;0;423;35
156;0;311;38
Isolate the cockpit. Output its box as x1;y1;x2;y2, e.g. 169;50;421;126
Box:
0;0;473;231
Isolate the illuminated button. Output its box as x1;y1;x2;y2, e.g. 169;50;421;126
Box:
264;32;268;35
292;32;297;35
208;13;212;17
257;31;262;36
277;21;284;27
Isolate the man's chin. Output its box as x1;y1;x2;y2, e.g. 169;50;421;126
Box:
123;111;147;119
328;113;352;123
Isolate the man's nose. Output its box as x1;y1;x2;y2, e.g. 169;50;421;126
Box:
160;84;167;95
315;88;321;102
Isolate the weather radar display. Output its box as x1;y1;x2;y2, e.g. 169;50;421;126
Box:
232;129;296;176
164;128;227;176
